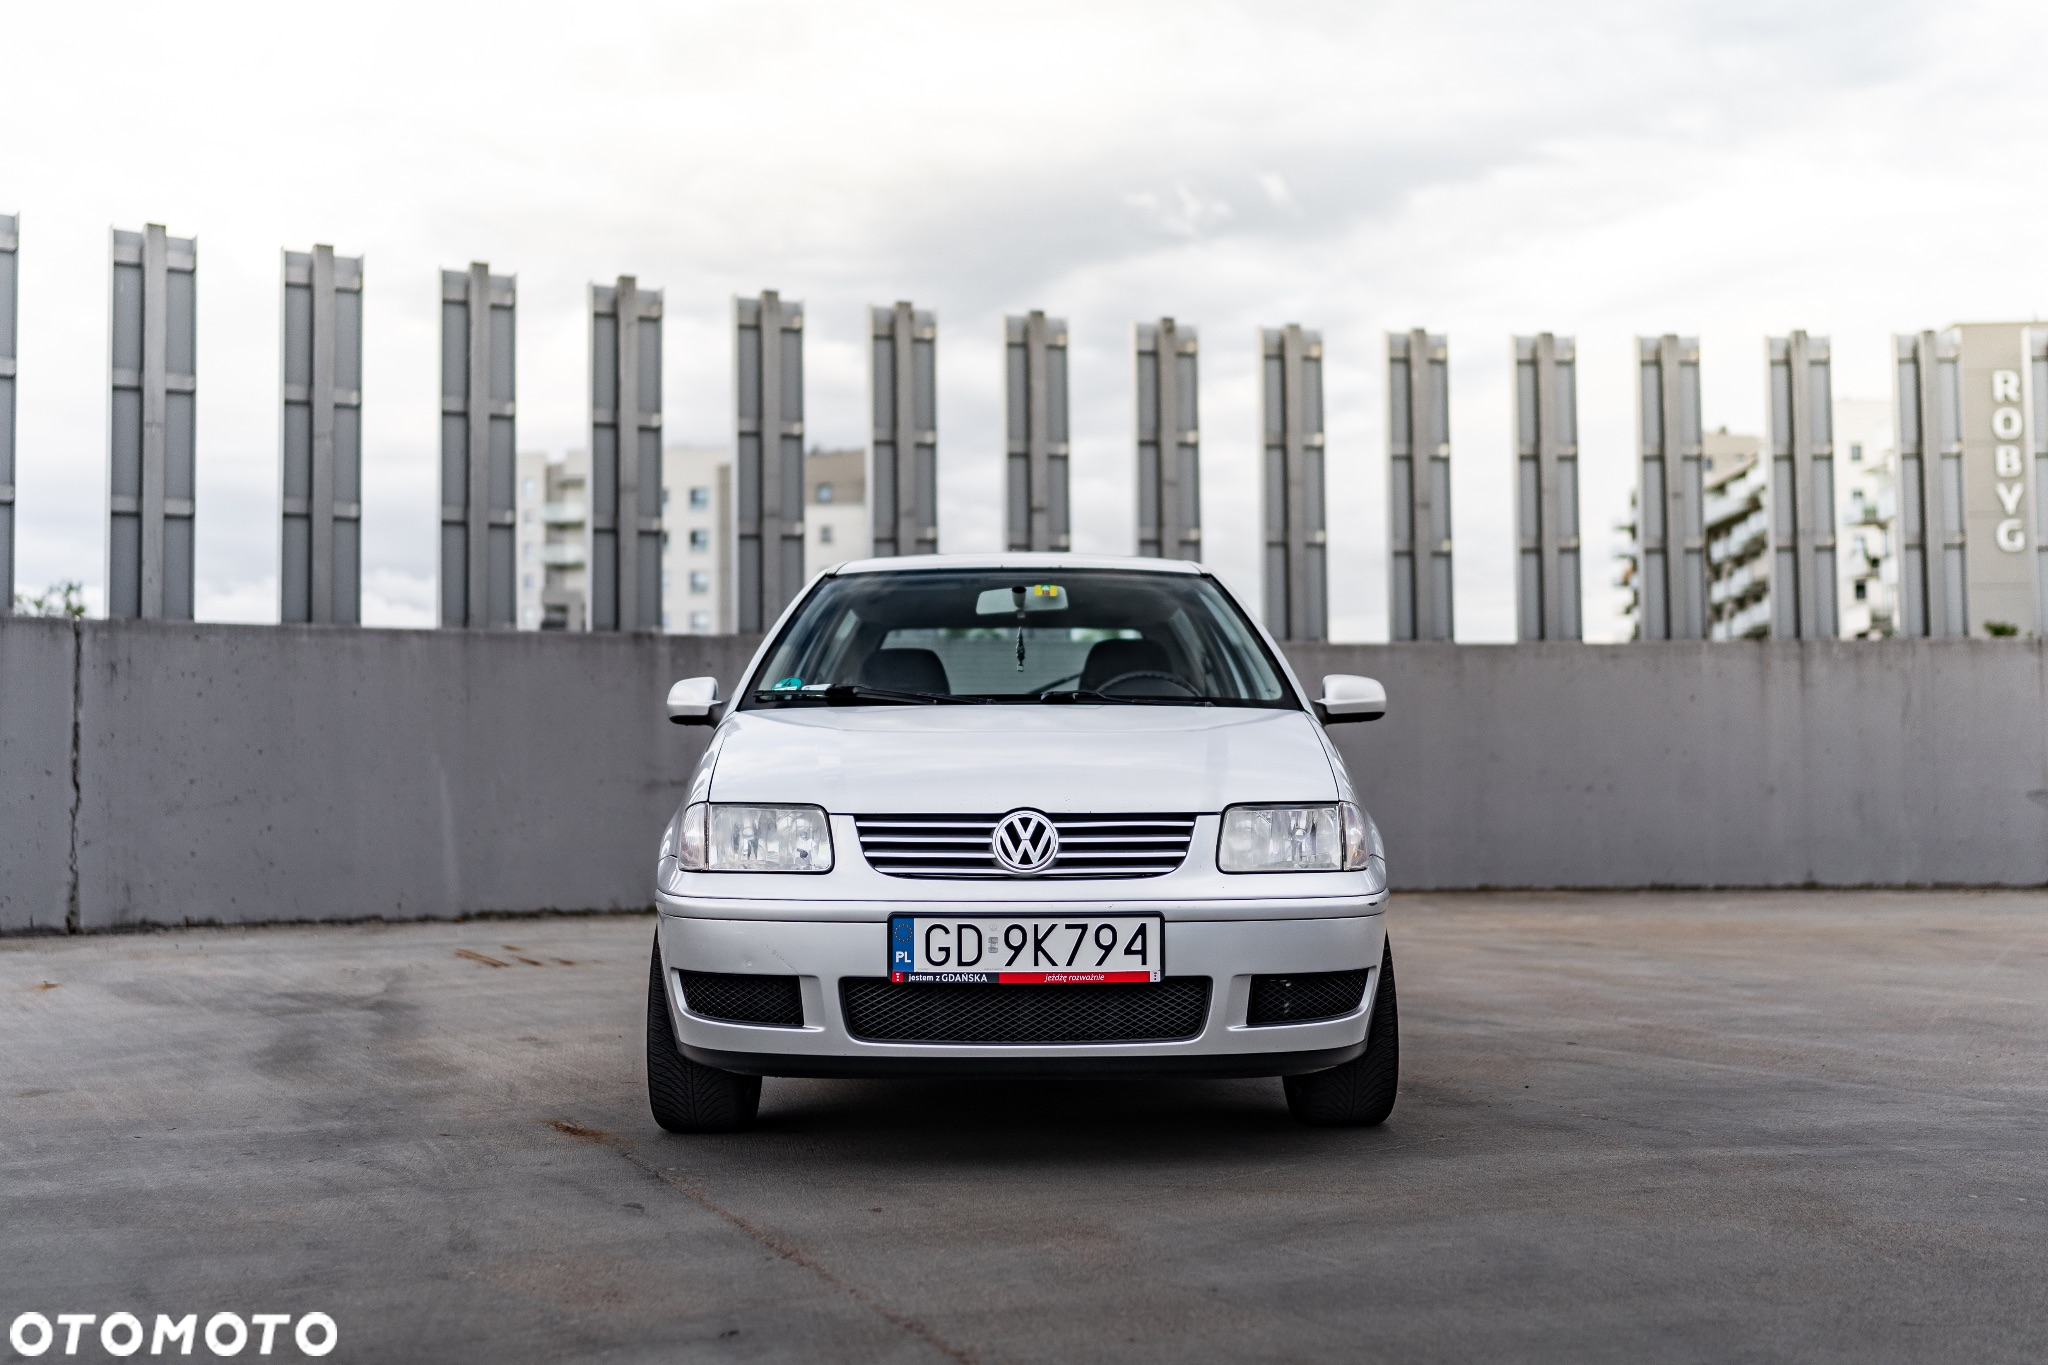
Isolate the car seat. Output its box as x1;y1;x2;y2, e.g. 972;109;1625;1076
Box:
860;647;951;694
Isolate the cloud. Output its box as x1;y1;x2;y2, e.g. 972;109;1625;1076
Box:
363;567;436;629
1255;174;1300;216
1122;186;1235;240
0;0;2035;644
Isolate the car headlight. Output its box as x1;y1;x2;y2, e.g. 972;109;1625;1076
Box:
1219;802;1374;873
664;802;832;876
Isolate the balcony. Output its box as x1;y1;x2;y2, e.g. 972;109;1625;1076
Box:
541;501;586;526
1722;596;1771;639
1704;497;1752;526
1709;517;1767;568
540;542;585;567
1711;561;1768;610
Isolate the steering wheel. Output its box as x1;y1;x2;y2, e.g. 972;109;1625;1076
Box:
1094;670;1201;697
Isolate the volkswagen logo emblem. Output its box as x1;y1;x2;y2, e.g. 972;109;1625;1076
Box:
991;809;1060;876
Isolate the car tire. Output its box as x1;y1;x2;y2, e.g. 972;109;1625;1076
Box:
1283;936;1399;1127
646;934;762;1133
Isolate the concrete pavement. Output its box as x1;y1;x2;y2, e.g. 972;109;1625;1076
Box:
4;891;2045;1362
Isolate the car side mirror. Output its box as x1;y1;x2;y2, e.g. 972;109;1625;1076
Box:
1316;674;1385;724
666;677;722;726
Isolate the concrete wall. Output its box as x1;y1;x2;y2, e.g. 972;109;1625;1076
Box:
2;622;2044;932
1295;640;2048;889
3;619;758;932
0;618;75;931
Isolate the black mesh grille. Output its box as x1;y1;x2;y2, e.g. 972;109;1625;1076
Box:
678;971;804;1028
840;977;1210;1044
853;813;1196;879
1246;969;1369;1027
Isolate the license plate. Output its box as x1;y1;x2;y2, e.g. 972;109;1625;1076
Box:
888;914;1164;984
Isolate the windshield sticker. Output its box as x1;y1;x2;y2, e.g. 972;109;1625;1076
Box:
771;677;804;691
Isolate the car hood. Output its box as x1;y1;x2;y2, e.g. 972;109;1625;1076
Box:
706;705;1340;813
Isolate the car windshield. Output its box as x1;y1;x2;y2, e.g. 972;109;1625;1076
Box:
742;569;1294;708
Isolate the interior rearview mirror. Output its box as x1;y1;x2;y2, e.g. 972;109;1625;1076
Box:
666;677;722;726
975;584;1069;615
1316;674;1386;724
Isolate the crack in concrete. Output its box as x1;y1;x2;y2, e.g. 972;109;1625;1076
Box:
64;617;82;934
546;1118;978;1363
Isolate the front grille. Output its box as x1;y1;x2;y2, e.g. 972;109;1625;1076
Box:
841;977;1210;1044
678;970;805;1028
853;812;1197;879
1245;969;1370;1026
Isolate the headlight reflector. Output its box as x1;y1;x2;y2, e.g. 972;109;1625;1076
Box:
1220;802;1372;873
671;802;832;874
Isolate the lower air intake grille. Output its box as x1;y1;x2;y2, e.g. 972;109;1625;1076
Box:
840;977;1210;1044
1246;969;1370;1026
678;971;805;1028
853;812;1197;879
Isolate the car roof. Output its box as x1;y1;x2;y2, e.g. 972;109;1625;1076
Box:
827;552;1205;576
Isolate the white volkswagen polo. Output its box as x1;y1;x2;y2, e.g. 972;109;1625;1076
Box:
649;554;1395;1131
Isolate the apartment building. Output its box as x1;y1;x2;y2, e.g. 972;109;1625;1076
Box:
1703;430;1769;639
806;447;870;571
1834;398;1898;638
513;444;879;634
515;449;588;631
663;446;729;634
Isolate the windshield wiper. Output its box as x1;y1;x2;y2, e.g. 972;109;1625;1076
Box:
1036;689;1216;707
754;684;984;706
828;683;989;705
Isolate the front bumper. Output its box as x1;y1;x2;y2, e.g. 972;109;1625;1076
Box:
655;906;1385;1079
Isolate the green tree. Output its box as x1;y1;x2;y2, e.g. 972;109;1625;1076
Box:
13;581;88;618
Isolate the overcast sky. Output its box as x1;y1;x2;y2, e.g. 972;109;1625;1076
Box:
5;0;2047;638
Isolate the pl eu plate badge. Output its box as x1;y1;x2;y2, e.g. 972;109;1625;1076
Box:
891;917;915;981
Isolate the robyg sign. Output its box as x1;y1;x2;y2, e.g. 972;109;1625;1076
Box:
1990;369;2028;553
